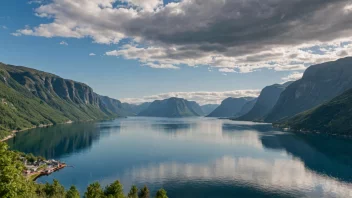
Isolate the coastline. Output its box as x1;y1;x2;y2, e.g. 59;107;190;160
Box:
0;116;121;142
0;121;71;142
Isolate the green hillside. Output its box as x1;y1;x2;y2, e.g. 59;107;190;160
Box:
276;88;352;136
265;57;352;122
0;62;134;139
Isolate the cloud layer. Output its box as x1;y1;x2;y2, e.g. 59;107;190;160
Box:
281;72;303;82
120;90;261;105
14;0;352;71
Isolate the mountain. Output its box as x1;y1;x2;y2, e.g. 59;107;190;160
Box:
265;57;352;122
234;98;257;118
276;88;352;136
0;62;128;138
138;97;204;117
201;104;220;116
207;97;255;118
99;96;136;117
236;84;289;121
128;102;151;115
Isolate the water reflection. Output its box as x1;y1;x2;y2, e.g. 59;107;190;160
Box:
6;117;352;198
6;121;121;158
261;133;352;182
122;156;352;197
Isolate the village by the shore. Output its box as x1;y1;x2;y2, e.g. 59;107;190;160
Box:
20;157;67;181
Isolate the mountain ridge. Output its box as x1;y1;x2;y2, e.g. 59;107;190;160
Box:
0;62;135;139
207;97;255;118
138;97;204;117
265;57;352;122
275;88;352;136
236;83;290;121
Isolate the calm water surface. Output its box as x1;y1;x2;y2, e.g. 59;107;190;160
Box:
7;117;352;198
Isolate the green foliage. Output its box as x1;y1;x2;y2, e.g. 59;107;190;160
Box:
155;189;168;198
84;182;105;198
0;142;36;198
0;63;120;140
43;180;66;197
277;88;352;135
104;180;124;198
66;186;80;198
138;186;150;198
0;142;169;198
127;185;138;198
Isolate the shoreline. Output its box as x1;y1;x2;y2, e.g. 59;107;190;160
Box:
0;121;71;142
0;116;120;142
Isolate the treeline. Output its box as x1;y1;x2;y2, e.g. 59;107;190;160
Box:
0;142;168;198
36;179;167;198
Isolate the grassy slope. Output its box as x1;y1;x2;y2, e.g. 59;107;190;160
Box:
0;63;116;138
276;88;352;135
0;81;68;138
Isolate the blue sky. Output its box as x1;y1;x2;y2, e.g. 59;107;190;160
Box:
1;0;351;104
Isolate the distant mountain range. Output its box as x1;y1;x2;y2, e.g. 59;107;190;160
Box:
138;97;204;117
234;98;257;118
236;83;290;121
2;56;352;138
207;97;255;118
201;104;219;115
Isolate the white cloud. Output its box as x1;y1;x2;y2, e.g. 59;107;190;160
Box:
119;0;163;11
11;32;21;37
28;0;44;4
89;53;96;56
59;41;68;45
15;0;352;71
281;72;304;82
219;68;236;73
120;90;261;105
1;26;7;29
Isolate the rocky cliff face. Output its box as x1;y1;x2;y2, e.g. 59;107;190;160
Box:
237;84;288;121
234;98;257;118
265;57;352;122
99;96;136;117
0;62;137;134
207;97;255;118
4;64;100;106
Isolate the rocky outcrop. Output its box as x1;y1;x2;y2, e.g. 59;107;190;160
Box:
237;84;289;121
265;57;352;122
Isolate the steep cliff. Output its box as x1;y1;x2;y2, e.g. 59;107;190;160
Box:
0;62;129;137
237;84;288;121
265;57;352;122
207;97;255;118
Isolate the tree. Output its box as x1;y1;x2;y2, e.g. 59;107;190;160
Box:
84;182;104;198
104;180;124;198
66;185;80;198
138;185;150;198
155;189;168;198
0;142;35;198
43;179;66;197
127;185;138;198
